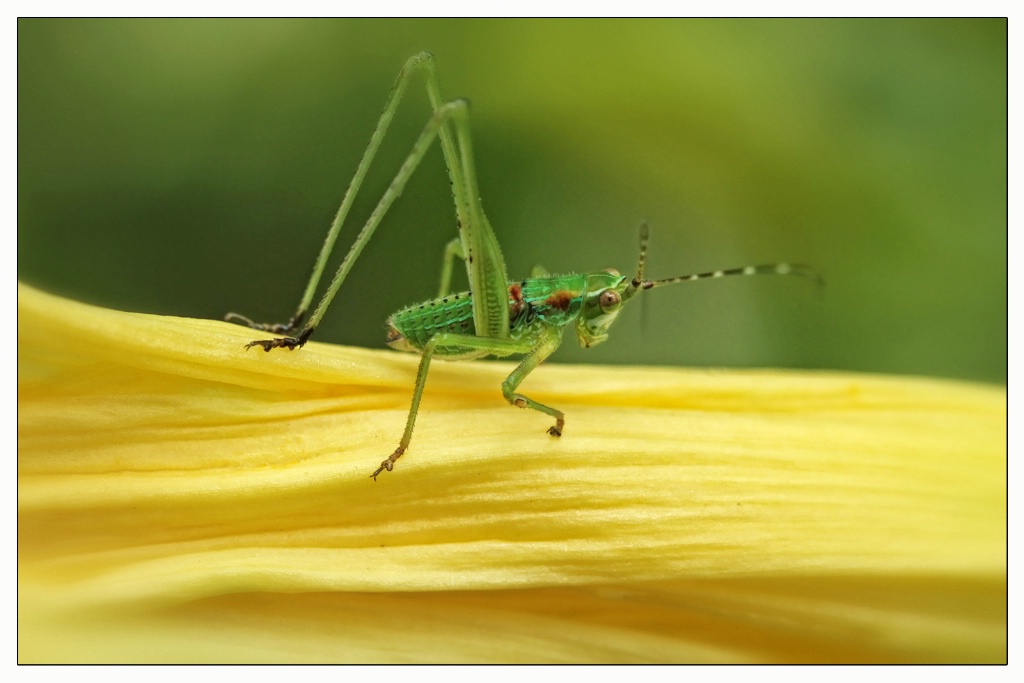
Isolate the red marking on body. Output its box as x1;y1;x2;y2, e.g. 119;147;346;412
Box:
544;290;573;312
508;283;524;318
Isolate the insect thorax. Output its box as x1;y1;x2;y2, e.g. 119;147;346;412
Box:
385;274;595;356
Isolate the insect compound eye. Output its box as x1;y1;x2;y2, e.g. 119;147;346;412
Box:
598;289;622;313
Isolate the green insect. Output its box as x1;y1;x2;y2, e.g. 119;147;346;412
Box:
227;52;818;479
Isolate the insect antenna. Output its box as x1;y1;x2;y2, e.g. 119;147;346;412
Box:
623;224;650;303
622;223;822;300
643;261;823;290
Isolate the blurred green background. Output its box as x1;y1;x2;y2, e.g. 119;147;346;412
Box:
18;19;1006;383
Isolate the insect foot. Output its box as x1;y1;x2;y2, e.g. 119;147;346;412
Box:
244;336;305;352
372;447;405;480
548;417;565;438
243;327;313;352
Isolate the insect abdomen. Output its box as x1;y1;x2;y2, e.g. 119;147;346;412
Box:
385;291;478;354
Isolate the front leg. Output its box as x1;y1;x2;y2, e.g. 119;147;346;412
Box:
500;326;566;437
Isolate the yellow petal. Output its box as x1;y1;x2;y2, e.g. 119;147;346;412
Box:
18;283;1005;663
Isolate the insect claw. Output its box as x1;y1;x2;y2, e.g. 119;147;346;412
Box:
244;336;304;352
372;448;404;480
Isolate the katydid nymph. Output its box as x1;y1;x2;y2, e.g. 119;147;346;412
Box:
226;52;819;479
